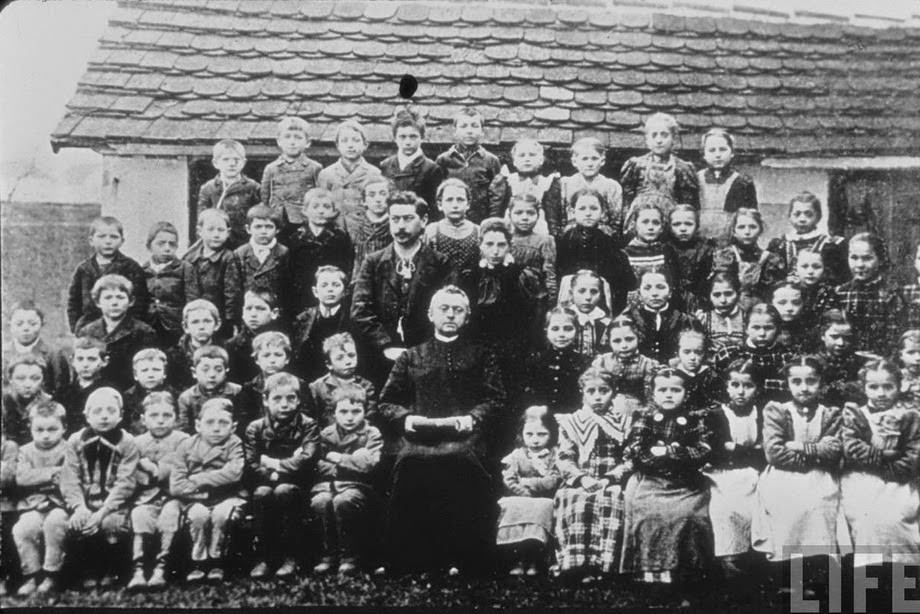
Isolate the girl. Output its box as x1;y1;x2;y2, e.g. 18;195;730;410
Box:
623;195;682;296
523;307;590;415
753;356;842;592
897;330;920;408
770;280;811;353
704;359;765;576
816;309;864;408
558;269;612;361
831;232;903;355
554;368;633;582
668;204;714;309
711;207;784;312
767;192;847;286
498;406;562;576
621;113;699;215
592;316;662;416
621;270;697;363
669;329;722;412
840;360;920;569
695;271;746;355
561;137;625;240
696;128;757;238
489;138;563;237
508;193;558;303
424;178;480;275
621;369;713;584
142;221;202;348
791;250;835;326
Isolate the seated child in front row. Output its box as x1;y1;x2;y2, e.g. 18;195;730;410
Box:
305;333;377;428
123;348;176;435
236;331;305;436
177;345;241;435
166;299;222;392
245;372;319;580
170;398;246;583
226;289;283;385
310;385;382;576
3;355;54;445
142;221;201;349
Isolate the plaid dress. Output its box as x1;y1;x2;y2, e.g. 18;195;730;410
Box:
902;283;920;330
830;276;904;355
592;352;662;414
553;409;632;573
713;342;793;403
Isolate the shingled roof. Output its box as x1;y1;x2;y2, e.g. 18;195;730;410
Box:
51;0;920;156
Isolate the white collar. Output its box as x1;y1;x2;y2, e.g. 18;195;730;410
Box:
318;304;341;318
479;253;514;269
250;238;277;252
397;149;423;169
393;241;421;262
642;302;669;315
434;332;459;343
576;307;607;323
13;339;39;354
785;228;823;242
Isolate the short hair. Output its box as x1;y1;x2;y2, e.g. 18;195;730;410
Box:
644;112;679;136
182;299;220;324
6;354;46;379
192;344;229;367
700;128;735;152
387;190;428;217
29;400;66;425
788;191;823;222
244;288;280;311
730;207;765;235
212;138;245;159
277;116;310;138
781;354;826;380
747;302;781;327
516;405;558;448
335;119;367;144
511;138;544;158
453;107;482;126
322;332;357;358
85;386;123;411
251;331;291;357
72;336;107;357
391;106;426;138
858;358;901;389
652;367;689;388
571;137;605;156
479;217;512;242
578;367;616;391
331;384;368;406
91;274;133;303
246;204;282;227
197;208;230;228
436;178;470;204
146;221;179;249
724;358;763;387
9;300;45;324
89;216;124;238
313;265;348;285
818;308;852;332
142;391;176;413
429;285;470;312
362;177;395;201
509;193;540;213
262;371;301;396
132;348;167;367
544;306;579;329
303;187;335;209
199;397;234;419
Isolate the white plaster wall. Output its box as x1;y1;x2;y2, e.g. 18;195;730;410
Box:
736;164;830;243
101;155;189;261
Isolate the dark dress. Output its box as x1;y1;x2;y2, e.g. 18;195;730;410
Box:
556;226;637;316
522;346;590;415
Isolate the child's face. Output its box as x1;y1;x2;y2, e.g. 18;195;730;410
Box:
787;365;821;406
653;375;686;411
193;357;227;391
848;240;880;281
428;293;469;337
733;214;761;245
509;202;538;234
454;115;483;147
709;281;739;313
142;403;177;438
571;277;602;313
746;313;778;347
246;218;278;246
9;364;43;399
789;202;819;235
149;230;178;261
900;340;920;372
364;182;390;217
96;288;131;320
512;142;543;174
89;224;124;258
134;359;166;390
9;309;42;346
438;185;469;223
264;384;299;423
480;230;510;268
822;323;853;357
30;415;64;450
635;209;664;242
522;420;551;451
864;369;899;411
771;286;804;322
669;211;697;242
212;150;244;178
255;345;288;376
333;399;365;432
327;342;357;378
572;195;602;228
305;195;336;227
639;272;670;310
199;217;230;251
608;326;639;357
546;313;577;349
312;272;346;308
196;407;234;445
84;393;122;433
581;377;613;413
336;127;366;161
702;134;732;170
183;309;218;345
394;126;421;158
726;372;757;409
277;129;308;158
571;146;603;178
645;119;674;156
794;252;825;286
242;294;278;331
73;348;106;381
677;337;704;373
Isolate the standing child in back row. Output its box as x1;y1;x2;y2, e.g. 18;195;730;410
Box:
696;128;757;238
197;139;260;250
490;138;563;237
379;107;441;215
435;107;501;224
561;137;623;241
767;192;847;286
317;119;383;227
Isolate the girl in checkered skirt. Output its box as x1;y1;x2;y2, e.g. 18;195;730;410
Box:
553;368;633;583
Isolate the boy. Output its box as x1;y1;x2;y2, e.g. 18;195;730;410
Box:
2;301;70;398
11;403;69;596
166;299;222;391
317;119;383;226
123;349;176;436
54;337;111;434
243;372;318;579
78;274;158;390
305;333;376;428
2;355;53;445
177;345;241;434
344;179;394;280
234;205;292;318
378;107;441;215
60;387;140;588
261;117;323;244
310;385;382;575
170;398;245;583
226;289;284;385
561;137;625;241
183;209;244;340
289;188;354;314
488;138;563;237
126;392;189;591
142;221;201;348
235;331;303;435
0;435;16;597
67;216;149;333
434;107;501;224
197;139;261;250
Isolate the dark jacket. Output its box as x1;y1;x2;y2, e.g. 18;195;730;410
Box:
290;303;362;383
260;154;323;228
379;153;442;217
183;244;243;334
288;225;354;313
197;174;261;249
488;173;564;237
67;251;149;332
53;379;111;435
142;258;201;340
234;242;292;316
697;167;757;213
435;145;502;224
77;316;158;390
122;383;177;435
314;422;382;489
556;226;637;316
1;338;71;400
2;392;54;445
622;303;699;364
170;434;246;504
705;403;766;471
243;412;319;488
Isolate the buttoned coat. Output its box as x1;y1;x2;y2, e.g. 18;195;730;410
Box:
243;412;319;488
183;244;243;331
67;251;150;332
260;154;323;227
77;316;158;390
170;434;246;504
197;174;261;249
379;153;442;216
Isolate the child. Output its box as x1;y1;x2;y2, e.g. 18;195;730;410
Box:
54;337;111;433
77;274;158;390
142;221;202;348
840;359;919;569
669;329;722;412
753;356;842;592
310;385;382;575
11;403;68;596
815;309;864;408
305;333;376;428
169;398;245;583
60;387;140;588
903;244;920;329
289;187;354;314
165;299;222;392
424;178;480;275
508;193;558;302
695;271;746;355
317;119;384;226
899;330;920;407
592;316;662;415
379;107;441;214
67;216;149;333
553;369;632;582
791;250;836;326
621;271;697;363
560;137;624;240
260;116;322;243
522;307;589;415
556;189;636;316
344;178;394;280
2;356;54;445
236;331;303;433
621;369;712;584
559;270;612;360
696;128;757;237
2;301;70;399
767;191;847;286
623;195;681;292
123;348;175;435
714;303;792;403
770;280;811;353
234;204;292;318
490;138;563;237
126;392;189;591
434;107;501;224
183;209;243;340
0;435;16;597
711;207;785;312
668;204;714;308
177;345;241;434
497;405;560;576
244;372;319;579
704;359;765;576
226;289;283;385
621;113;699;215
196;139;261;250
